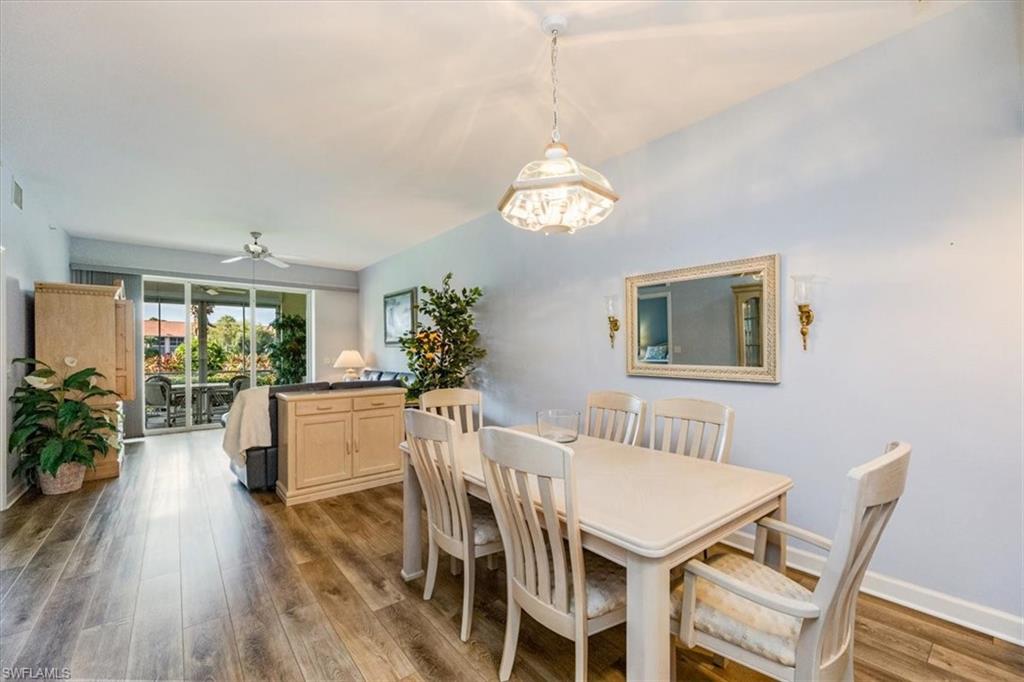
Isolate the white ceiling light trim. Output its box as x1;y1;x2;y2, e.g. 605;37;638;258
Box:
498;15;619;235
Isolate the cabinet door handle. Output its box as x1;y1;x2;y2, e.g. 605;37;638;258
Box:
316;405;332;411
371;400;386;406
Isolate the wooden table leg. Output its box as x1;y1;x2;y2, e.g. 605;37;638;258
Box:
401;450;425;581
762;493;788;573
626;552;671;681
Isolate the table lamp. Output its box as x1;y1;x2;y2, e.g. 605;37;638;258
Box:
334;350;365;382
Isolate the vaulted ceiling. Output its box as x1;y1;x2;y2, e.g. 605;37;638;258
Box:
0;1;958;270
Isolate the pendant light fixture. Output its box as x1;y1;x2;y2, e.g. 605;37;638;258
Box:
498;15;619;234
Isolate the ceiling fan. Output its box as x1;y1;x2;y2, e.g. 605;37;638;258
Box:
201;286;248;296
221;231;291;269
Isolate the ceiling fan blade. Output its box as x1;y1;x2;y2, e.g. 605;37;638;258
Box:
221;255;246;264
264;256;290;269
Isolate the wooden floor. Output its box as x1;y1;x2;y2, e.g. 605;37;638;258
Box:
1;430;1021;682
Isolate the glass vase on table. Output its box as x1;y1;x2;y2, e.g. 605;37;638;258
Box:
536;409;580;444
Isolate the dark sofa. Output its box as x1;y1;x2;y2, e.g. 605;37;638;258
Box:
227;369;412;490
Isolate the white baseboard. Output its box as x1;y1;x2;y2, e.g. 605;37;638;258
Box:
723;531;1024;647
3;480;27;510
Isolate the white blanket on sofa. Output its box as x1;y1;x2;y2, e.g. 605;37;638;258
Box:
222;386;271;467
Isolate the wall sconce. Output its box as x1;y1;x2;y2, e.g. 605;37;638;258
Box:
605;295;621;348
791;275;815;351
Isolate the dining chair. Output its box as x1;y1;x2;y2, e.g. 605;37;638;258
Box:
480;426;627;682
650;398;735;463
229;374;250;397
583;390;646;446
404;409;502;641
144;376;172;429
671;442;912;682
208;386;234;421
420;388;483;434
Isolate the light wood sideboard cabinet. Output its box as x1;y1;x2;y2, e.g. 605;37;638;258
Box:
276;387;406;506
34;282;135;480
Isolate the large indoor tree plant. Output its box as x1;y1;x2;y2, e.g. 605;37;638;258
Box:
400;272;486;399
267;314;308;384
8;358;120;495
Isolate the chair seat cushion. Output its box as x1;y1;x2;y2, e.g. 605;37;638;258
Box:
571;552;627;619
671;553;812;667
469;498;501;546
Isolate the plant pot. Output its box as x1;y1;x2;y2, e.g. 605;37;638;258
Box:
37;462;86;495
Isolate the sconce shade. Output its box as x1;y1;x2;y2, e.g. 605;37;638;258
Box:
333;350;365;369
498;144;619;234
791;275;814;305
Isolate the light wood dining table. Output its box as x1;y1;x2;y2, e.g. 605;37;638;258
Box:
400;427;792;681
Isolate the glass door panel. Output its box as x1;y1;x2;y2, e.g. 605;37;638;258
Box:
255;290;309;385
143;277;310;432
190;283;251;426
143;280;187;431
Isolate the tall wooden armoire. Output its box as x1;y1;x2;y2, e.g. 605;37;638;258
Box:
34;282;135;480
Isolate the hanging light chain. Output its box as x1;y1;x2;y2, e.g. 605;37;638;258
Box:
550;30;560;143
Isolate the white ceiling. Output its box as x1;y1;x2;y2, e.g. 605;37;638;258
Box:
1;1;958;270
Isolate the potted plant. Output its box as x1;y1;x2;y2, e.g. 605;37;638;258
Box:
267;314;307;385
8;357;120;495
400;272;486;400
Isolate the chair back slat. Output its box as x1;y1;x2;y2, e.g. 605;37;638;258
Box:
436;438;464;536
420;388;483;433
584;391;646;446
503;466;537;592
480;427;584;627
515;469;552;601
650;398;735;463
538;478;569;612
802;442;911;672
405;409;471;546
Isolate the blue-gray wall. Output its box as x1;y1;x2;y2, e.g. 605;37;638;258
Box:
68;237;361;384
1;157;71;506
70;237;358;291
358;3;1022;619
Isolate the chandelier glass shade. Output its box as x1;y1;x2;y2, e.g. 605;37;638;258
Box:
498;143;619;234
498;17;618;234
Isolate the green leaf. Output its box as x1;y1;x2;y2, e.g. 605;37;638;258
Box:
56;400;84;431
12;357;52;370
8;424;39;452
78;386;116;399
38;439;64;476
63;367;104;391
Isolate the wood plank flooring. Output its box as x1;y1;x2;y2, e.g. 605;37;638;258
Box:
0;429;1020;681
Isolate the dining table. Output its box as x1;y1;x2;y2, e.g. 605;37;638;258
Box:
170;382;230;424
400;426;793;681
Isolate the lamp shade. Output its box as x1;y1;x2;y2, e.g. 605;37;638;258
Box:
333;350;365;369
791;275;815;305
498;143;618;234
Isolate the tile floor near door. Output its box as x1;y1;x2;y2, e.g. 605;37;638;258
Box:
0;429;1021;681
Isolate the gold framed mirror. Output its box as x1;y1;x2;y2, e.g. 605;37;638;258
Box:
625;254;780;383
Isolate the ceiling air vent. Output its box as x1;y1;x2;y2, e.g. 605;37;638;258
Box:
11;180;23;210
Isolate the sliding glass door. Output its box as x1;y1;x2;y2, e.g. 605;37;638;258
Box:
143;281;187;431
143;277;310;433
255;289;309;386
189;283;252;427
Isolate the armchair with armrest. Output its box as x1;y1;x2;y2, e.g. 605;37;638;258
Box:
671;442;911;682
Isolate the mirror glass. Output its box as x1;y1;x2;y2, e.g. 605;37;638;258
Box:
636;274;763;367
626;255;779;383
